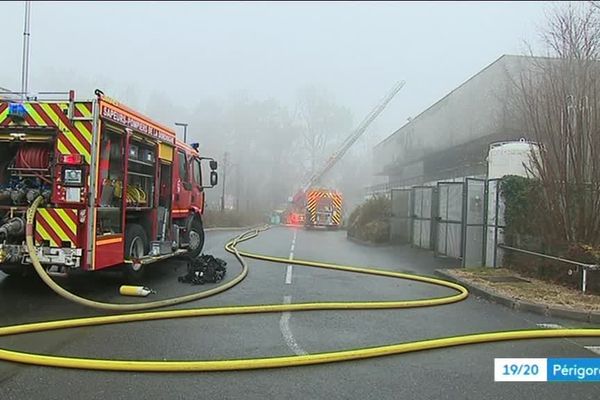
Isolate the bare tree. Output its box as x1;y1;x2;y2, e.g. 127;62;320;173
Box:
189;95;304;213
294;85;353;177
516;2;600;245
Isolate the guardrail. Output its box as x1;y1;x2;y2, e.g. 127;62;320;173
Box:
499;244;600;294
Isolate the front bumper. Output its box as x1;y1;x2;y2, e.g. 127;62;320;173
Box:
0;243;82;268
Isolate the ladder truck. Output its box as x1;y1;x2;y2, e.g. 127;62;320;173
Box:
285;81;406;228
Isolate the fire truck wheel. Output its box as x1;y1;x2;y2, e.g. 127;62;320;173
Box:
187;218;205;258
123;223;148;282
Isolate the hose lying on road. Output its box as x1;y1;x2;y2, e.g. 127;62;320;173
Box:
22;197;254;311
0;197;598;371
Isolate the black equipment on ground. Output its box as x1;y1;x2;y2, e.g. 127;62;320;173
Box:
179;254;227;285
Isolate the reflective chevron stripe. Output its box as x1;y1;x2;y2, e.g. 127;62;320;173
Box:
0;101;93;163
35;208;79;248
305;190;343;225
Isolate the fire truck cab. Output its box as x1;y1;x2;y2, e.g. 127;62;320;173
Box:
0;90;218;280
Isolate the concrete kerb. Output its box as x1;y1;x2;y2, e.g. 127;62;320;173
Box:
547;306;591;323
434;269;596;323
590;312;600;324
514;301;549;316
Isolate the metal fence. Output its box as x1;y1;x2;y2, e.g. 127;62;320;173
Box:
435;182;463;258
411;186;435;249
390;188;412;244
388;177;506;267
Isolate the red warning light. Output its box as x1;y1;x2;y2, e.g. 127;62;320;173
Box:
60;154;82;165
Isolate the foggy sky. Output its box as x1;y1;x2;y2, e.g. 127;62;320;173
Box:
1;1;549;144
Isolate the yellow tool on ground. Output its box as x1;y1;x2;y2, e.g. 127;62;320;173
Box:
0;196;597;372
119;285;155;297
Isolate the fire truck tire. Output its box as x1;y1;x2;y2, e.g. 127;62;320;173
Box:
123;223;149;282
186;218;205;258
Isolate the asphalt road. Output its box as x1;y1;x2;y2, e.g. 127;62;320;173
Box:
0;226;599;399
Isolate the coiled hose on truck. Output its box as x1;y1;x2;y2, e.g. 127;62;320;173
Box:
0;196;597;372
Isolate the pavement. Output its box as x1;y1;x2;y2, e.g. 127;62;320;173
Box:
0;226;599;399
435;269;600;323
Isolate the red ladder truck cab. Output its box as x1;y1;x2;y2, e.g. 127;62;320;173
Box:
0;90;218;280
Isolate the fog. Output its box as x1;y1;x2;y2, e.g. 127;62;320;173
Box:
0;1;549;214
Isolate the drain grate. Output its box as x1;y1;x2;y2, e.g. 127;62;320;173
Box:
481;276;531;283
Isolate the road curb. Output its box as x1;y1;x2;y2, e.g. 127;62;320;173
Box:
590;312;600;324
547;306;591;323
434;269;596;323
514;301;549;316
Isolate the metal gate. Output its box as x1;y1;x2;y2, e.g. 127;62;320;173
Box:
462;178;486;267
436;182;464;258
411;186;434;249
390;188;412;244
485;178;505;267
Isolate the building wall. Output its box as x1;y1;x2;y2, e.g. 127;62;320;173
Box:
374;55;535;187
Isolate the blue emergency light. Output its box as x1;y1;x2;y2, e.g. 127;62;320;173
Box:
8;103;27;121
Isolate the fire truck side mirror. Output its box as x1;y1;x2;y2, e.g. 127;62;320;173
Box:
209;160;218;170
210;171;218;187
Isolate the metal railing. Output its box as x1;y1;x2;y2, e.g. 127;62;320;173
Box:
499;244;599;294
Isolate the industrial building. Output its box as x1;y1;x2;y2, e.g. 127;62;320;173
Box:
372;54;538;192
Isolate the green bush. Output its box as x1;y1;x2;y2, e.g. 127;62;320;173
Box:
347;196;390;243
500;175;543;244
500;175;600;293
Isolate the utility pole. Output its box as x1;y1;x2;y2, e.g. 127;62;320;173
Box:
21;1;32;100
174;122;188;143
221;152;228;211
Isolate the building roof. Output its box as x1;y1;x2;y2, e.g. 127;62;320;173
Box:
375;54;538;150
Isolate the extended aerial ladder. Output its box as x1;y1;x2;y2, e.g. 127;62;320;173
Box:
285;80;406;226
301;80;406;193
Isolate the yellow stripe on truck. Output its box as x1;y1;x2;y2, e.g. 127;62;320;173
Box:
75;103;92;118
24;104;45;125
55;209;77;232
35;222;58;247
75;120;92;142
39;103;91;161
38;210;74;248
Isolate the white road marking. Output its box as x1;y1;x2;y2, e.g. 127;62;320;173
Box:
285;235;295;285
584;346;600;355
279;295;307;355
536;323;563;329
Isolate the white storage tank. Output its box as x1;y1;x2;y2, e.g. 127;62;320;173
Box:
487;139;539;179
485;138;540;268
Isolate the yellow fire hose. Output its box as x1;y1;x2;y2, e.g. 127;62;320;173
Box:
21;197;253;311
0;196;598;372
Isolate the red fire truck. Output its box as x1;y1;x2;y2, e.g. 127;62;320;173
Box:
284;188;342;229
304;188;343;229
0;89;218;280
